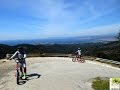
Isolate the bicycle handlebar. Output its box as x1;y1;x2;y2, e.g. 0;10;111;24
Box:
10;58;19;63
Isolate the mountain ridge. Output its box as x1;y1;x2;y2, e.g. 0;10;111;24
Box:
0;34;117;45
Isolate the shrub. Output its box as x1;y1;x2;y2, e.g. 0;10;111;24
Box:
92;77;109;90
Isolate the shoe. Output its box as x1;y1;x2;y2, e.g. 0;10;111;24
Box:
22;74;26;79
20;74;24;78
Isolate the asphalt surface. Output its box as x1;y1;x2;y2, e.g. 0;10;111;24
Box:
0;57;120;90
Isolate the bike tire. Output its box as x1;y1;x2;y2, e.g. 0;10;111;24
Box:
77;58;81;62
72;58;76;62
16;71;20;85
80;59;85;63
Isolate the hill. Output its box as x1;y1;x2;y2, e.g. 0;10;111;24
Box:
0;41;120;61
94;41;120;61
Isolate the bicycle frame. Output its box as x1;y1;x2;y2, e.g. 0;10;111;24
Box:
15;59;21;84
72;55;85;63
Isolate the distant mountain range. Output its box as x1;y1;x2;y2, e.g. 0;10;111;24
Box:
0;34;117;45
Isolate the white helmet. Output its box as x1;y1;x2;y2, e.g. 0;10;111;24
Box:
78;48;80;50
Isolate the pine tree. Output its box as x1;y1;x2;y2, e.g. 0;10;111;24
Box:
116;30;120;42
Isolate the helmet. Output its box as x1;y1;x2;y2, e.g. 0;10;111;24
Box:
17;46;23;50
78;48;80;50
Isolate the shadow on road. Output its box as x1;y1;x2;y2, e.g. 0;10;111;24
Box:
18;73;41;85
27;73;41;80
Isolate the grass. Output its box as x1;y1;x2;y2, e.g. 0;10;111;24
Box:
92;77;109;90
112;78;120;84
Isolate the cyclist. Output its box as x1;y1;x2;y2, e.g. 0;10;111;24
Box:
75;48;82;59
10;46;27;79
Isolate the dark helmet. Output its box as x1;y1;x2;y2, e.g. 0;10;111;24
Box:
17;46;23;51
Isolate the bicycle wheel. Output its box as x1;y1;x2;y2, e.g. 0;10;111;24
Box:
77;58;81;62
72;57;76;62
16;70;20;85
80;58;85;63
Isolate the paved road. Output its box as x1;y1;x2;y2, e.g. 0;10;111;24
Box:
0;57;120;90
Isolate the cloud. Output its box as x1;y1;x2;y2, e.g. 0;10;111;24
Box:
74;24;120;36
0;0;120;40
0;0;119;24
39;23;120;38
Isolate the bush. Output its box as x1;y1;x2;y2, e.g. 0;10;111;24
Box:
108;53;120;62
92;77;109;90
96;52;109;59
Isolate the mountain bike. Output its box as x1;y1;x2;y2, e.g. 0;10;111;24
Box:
14;59;21;85
9;58;27;85
72;55;85;63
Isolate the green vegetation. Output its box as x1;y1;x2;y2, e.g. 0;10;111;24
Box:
0;43;102;59
92;77;109;90
95;41;120;61
0;41;120;62
1;30;120;60
112;78;120;84
116;30;120;42
0;31;120;60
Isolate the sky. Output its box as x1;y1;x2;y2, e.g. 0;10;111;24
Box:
0;0;120;40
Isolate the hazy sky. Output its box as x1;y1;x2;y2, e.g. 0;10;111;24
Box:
0;0;120;40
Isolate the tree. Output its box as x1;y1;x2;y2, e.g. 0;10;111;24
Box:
116;30;120;42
